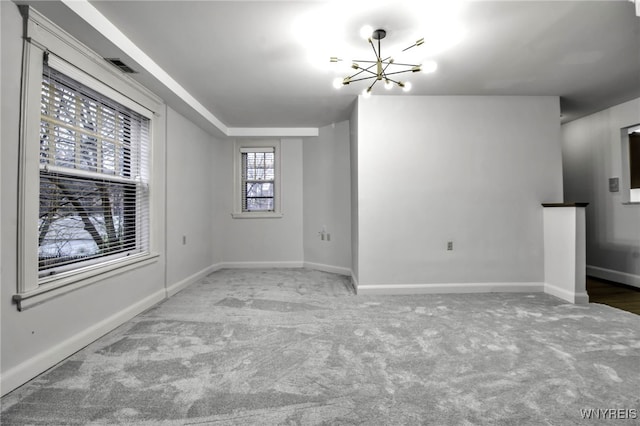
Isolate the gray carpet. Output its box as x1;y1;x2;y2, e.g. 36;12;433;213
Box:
2;268;639;425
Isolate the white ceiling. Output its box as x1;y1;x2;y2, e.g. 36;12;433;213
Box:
16;0;640;135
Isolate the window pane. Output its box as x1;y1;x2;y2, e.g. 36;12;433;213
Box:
246;182;274;198
38;174;137;272
246;198;274;211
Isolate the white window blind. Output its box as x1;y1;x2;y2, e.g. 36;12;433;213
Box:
38;63;151;277
241;147;275;212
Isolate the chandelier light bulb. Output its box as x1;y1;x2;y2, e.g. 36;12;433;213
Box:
360;25;374;40
421;60;438;74
384;80;393;90
362;87;372;98
332;77;343;89
402;81;412;92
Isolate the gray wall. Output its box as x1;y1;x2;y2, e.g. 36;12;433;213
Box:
1;2;164;394
166;107;220;288
0;2;223;394
303;121;351;273
353;96;564;287
350;103;360;282
561;97;640;287
217;139;305;265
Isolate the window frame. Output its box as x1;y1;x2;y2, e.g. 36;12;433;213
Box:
232;140;282;219
14;7;164;310
620;124;640;205
37;62;150;278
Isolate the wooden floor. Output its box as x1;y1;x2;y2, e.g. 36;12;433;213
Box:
587;276;640;315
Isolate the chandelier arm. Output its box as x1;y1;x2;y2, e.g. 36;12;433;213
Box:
347;75;379;84
384;70;418;77
380;61;393;80
383;76;403;85
388;62;421;67
402;42;421;53
349;67;378;80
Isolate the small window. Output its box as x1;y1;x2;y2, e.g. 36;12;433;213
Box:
38;64;150;277
233;140;282;218
242;150;275;212
630;130;640;190
621;125;640;203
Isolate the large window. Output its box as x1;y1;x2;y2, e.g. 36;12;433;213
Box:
38;64;150;277
233;140;282;218
15;7;163;310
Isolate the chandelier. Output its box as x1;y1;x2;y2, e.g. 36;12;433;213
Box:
330;27;437;97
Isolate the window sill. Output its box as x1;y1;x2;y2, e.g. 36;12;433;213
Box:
13;252;160;311
231;212;284;219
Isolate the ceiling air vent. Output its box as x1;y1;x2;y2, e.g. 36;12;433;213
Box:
105;58;137;74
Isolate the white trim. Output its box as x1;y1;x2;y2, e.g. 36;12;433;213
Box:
25;7;162;113
587;265;640;289
356;282;544;296
59;0;221;131
544;282;589;304
58;1;321;138
47;54;153;118
351;272;360;294
233;139;281;217
166;263;222;297
220;261;304;270
231;212;284;219
16;254;160;311
303;261;351;276
0;288;166;397
227;128;319;137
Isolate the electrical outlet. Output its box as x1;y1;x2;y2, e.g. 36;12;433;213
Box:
183;235;187;245
327;233;331;241
447;241;453;251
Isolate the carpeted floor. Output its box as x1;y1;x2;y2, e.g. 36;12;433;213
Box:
2;268;639;425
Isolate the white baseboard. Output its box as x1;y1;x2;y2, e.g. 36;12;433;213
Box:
219;261;304;269
544;282;589;304
356;282;544;296
166;263;223;297
587;265;640;289
302;262;351;276
0;288;166;397
351;272;359;294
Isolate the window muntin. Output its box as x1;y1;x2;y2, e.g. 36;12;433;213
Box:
38;64;150;277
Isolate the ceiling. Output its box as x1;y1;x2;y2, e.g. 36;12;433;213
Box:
15;0;640;135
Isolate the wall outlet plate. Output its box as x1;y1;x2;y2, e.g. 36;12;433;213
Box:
609;177;619;192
